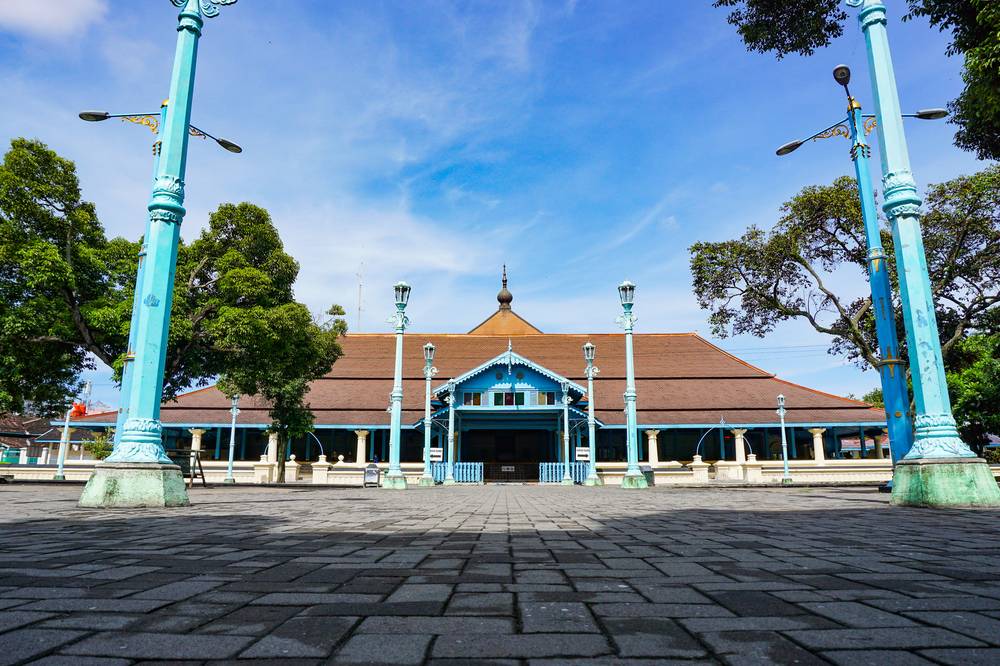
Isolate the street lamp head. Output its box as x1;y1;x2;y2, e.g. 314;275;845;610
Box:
215;137;243;153
915;108;948;120
775;140;803;156
423;342;436;363
393;281;411;308
583;341;596;363
777;393;785;408
79;111;110;122
230;395;240;409
833;64;851;88
618;280;636;307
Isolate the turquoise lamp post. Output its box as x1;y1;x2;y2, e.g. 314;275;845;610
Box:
777;394;791;484
582;342;602;486
560;382;573;485
445;382;456;485
773;66;947;462
420;342;437;487
78;0;240;509
224;395;239;484
384;281;411;490
617;281;647;489
847;0;1000;506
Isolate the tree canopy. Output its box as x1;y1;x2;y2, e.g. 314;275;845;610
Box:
0;138;336;420
689;166;1000;372
714;0;1000;161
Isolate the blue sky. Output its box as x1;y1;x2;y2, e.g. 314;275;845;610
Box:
0;0;988;408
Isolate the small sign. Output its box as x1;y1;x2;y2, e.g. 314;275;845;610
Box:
429;447;444;462
575;447;591;461
363;464;381;488
501;465;515;472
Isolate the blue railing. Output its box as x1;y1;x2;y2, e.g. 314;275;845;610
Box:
539;462;588;484
431;462;483;484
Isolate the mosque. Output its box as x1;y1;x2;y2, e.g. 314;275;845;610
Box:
70;271;890;484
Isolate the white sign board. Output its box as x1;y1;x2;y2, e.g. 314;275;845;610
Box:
575;447;591;462
429;447;444;462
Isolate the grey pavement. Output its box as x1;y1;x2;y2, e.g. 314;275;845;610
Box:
1;484;1000;665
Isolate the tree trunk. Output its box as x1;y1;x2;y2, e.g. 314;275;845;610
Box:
275;433;288;483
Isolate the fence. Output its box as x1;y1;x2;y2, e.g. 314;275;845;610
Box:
539;462;589;484
430;462;483;484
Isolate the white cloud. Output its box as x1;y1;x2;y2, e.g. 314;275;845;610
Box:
0;0;107;38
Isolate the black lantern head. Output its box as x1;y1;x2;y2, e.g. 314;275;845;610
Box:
393;281;411;308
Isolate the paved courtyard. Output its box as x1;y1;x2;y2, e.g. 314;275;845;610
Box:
1;484;1000;665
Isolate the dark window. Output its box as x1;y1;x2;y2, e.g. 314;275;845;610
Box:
538;391;556;405
463;392;482;406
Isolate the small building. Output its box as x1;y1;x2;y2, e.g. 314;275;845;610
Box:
71;274;888;483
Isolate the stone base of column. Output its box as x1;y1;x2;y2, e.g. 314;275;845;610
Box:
78;463;189;508
418;476;435;487
560;478;574;486
443;478;456;485
382;473;408;490
584;475;603;487
620;472;648;489
891;458;1000;508
53;474;66;481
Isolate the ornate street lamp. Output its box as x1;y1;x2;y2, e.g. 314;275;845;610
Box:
420;342;438;487
55;381;91;481
224;395;239;484
617;280;646;488
384;281;411;489
78;0;241;509
560;382;573;485
775;65;948;464
445;381;456;485
776;394;791;484
845;0;1000;507
582;342;602;486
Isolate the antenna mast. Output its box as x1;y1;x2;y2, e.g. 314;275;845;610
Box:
355;263;364;331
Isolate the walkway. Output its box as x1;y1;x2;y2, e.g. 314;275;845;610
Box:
1;484;999;664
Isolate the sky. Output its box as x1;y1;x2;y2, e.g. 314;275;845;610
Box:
0;0;988;409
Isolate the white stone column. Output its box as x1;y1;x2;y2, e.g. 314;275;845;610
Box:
808;428;827;464
355;430;369;465
744;453;764;483
267;431;279;464
690;454;710;483
312;454;330;484
18;447;28;465
731;429;748;464
189;428;206;474
40;447;50;465
645;430;660;466
876;428;887;459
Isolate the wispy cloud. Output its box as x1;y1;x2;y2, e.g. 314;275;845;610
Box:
0;0;107;38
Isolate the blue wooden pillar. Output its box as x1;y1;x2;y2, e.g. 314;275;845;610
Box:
789;428;798;459
239;428;246;460
214;427;221;460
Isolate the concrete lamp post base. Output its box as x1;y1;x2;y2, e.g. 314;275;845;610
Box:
620;473;648;489
223;478;235;485
560;478;575;486
891;458;1000;508
53;474;66;481
382;474;408;490
584;476;603;487
418;476;435;487
78;463;189;508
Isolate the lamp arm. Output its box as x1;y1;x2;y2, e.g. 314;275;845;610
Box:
802;116;852;142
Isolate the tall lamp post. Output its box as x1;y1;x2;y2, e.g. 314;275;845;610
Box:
777;394;791;484
846;0;1000;506
420;342;437;487
617;281;647;488
78;0;241;509
385;281;411;490
774;66;947;463
582;342;602;486
55;381;91;481
224;395;239;484
445;381;457;485
560;382;573;485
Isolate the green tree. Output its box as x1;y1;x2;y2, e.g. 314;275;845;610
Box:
689;166;1000;374
946;333;1000;454
84;430;114;460
714;0;1000;161
862;387;884;409
218;306;346;483
0;138;325;418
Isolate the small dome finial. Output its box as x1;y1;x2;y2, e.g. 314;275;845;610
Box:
497;265;513;310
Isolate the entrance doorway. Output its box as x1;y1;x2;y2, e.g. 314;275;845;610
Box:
463;429;552;481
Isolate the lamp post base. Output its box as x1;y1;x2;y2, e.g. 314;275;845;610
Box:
382;473;408;490
891;458;1000;508
584;476;603;487
53;474;66;481
620;472;648;489
78;463;189;508
418;476;435;487
223;478;235;485
781;477;793;485
561;478;574;486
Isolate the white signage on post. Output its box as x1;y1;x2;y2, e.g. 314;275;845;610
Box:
429;447;444;462
575;447;590;462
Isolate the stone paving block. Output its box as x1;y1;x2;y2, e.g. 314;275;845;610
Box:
800;600;919;627
784;626;984;650
446;592;514;615
0;610;55;633
591;602;733;618
520;601;598;633
357;615;514;634
0;628;86;666
432;633;612;659
821;649;937;665
130;578;223;601
869;596;1000;612
385;584;453;602
680;615;838;633
698;630;829;665
251;592;382;605
239;616;355;658
28;657;131;666
905;611;1000;645
62;631;255;659
335;633;431;664
919;648;1000;665
602;617;706;658
301;601;445;616
16;598;171;613
706;590;805;617
198;604;303;635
